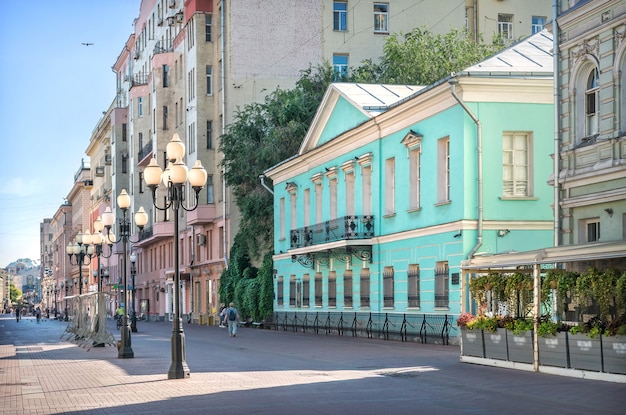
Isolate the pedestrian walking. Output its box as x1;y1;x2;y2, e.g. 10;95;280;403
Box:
218;303;226;328
223;302;239;337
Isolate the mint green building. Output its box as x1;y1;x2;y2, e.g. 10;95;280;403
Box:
264;31;555;340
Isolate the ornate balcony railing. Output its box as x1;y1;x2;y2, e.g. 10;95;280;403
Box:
290;215;374;249
138;141;153;161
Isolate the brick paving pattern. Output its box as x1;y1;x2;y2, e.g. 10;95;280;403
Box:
0;315;623;415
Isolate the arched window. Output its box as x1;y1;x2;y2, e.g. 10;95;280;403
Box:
585;68;599;136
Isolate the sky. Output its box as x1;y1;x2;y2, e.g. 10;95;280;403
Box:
0;1;140;268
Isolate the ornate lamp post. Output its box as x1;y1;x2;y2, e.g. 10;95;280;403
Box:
63;278;69;321
143;133;207;379
101;189;148;359
54;283;59;319
66;231;95;295
129;252;138;333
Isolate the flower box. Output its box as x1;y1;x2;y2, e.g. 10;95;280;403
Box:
484;328;508;360
461;329;484;358
568;333;602;372
538;332;567;368
601;335;626;375
507;330;533;364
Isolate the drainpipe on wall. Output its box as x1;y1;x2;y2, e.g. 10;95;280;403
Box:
552;0;561;248
221;1;228;269
473;0;478;44
259;174;274;195
450;78;483;259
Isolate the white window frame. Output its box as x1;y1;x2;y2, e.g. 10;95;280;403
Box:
586;68;599;136
437;137;450;203
333;1;347;31
374;3;389;34
498;14;513;40
579;218;601;243
384;157;395;216
531;16;545;34
502;132;532;198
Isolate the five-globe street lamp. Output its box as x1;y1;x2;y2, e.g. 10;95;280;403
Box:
143;133;208;379
66;231;96;333
101;189;148;359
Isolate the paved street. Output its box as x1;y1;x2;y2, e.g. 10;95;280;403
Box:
0;314;623;415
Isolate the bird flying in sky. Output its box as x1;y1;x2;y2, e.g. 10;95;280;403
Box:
81;42;94;46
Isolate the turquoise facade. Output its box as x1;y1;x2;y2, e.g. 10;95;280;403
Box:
265;32;556;329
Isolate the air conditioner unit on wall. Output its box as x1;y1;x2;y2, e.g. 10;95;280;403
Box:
197;234;206;246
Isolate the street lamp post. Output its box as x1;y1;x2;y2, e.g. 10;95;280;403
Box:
63;279;69;321
66;231;95;337
101;189;148;359
143;133;207;379
129;252;138;333
54;284;58;319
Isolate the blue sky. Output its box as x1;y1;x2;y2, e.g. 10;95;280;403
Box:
0;1;140;267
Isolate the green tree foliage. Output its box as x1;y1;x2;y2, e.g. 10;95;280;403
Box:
350;27;504;85
10;282;21;303
219;64;335;259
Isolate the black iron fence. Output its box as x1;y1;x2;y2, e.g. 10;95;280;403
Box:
270;311;457;345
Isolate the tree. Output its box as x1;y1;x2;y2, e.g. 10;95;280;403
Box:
219;64;335;259
10;282;22;303
350;27;505;86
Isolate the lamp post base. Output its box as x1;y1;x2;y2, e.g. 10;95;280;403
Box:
168;318;190;379
118;324;134;359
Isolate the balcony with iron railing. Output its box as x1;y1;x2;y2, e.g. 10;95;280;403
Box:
131;72;149;87
290;215;374;249
138;141;153;163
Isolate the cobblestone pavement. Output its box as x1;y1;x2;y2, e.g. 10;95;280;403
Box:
0;314;623;415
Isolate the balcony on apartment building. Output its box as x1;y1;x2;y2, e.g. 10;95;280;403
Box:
137;141;153;165
289;215;374;268
135;220;175;247
131;72;149;87
186;204;218;226
153;39;174;55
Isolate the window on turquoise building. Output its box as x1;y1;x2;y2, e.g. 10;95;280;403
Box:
502;132;531;198
383;266;394;308
277;276;284;307
315;272;323;306
279;198;285;240
330;177;338;220
344;270;353;307
434;262;449;308
289;275;296;307
345;171;355;216
384;158;395;215
362;165;372;215
409;147;421;210
360;268;370;308
315;182;323;224
437;137;450;203
303;274;310;307
304;189;311;227
586;68;599;136
408;264;420;308
328;271;337;307
290;192;297;232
